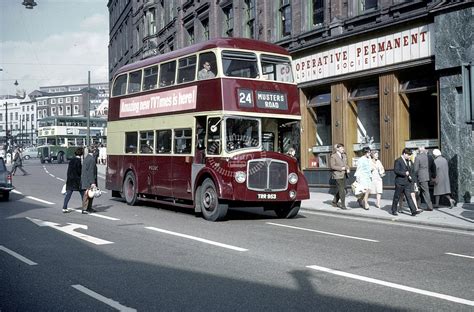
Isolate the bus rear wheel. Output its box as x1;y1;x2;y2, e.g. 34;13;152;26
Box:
275;201;301;219
123;171;138;206
199;178;228;221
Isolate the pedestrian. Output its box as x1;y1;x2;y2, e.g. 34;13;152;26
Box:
399;150;420;212
390;148;422;216
93;144;100;164
81;146;98;214
354;147;372;210
369;150;385;208
330;143;350;209
99;144;107;165
414;146;434;211
62;147;85;213
432;149;456;208
10;148;28;176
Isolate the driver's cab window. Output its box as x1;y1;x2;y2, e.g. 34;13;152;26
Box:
207;117;221;155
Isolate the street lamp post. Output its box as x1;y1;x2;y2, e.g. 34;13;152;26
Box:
4;102;9;152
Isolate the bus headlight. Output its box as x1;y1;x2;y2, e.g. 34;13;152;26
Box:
288;172;298;184
234;171;247;183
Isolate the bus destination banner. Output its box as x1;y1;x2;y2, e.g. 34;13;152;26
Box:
256;91;288;110
119;86;197;118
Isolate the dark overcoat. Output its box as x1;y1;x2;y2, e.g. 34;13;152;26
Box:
66;157;83;191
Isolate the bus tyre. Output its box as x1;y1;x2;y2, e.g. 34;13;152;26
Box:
57;152;64;164
40;157;45;164
199;178;228;221
275;201;301;219
123;171;138;206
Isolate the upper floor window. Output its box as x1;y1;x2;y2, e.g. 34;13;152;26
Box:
66;97;71;103
73;96;79;103
280;0;291;37
223;5;234;37
201;18;209;40
244;0;256;38
58;98;64;104
352;0;378;15
313;0;324;26
186;25;195;45
147;8;156;36
51;98;56;104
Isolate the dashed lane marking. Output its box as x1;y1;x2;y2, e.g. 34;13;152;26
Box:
266;222;379;243
445;252;474;260
72;284;136;312
307;264;474;307
0;245;38;266
145;226;248;252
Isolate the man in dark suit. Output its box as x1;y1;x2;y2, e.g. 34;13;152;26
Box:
330;143;350;209
414;146;434;211
391;148;422;216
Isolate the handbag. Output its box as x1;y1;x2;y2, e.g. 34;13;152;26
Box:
351;181;364;196
61;184;67;195
87;185;102;198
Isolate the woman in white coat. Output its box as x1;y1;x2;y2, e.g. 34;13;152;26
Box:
369;150;385;208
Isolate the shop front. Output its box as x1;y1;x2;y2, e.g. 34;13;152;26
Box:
294;24;439;189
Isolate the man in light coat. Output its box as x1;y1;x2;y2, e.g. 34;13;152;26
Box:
81;146;98;214
414;146;434;211
330;143;350;209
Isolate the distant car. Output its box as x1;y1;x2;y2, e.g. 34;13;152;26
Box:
22;147;38;160
0;157;14;201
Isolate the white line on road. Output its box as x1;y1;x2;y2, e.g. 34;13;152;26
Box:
145;226;248;252
0;245;38;266
26;196;55;205
72;209;120;220
72;284;136;312
266;222;379;243
56;177;65;182
445;252;474;260
307;265;474;307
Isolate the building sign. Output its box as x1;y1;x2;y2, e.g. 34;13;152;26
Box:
293;24;433;83
256;91;288;110
119;86;197;118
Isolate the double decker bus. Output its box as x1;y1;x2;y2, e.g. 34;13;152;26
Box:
107;38;309;221
37;116;107;163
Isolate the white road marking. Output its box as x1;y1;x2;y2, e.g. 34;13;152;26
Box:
301;210;474;236
71;209;120;221
145;226;248;252
0;245;38;266
445;252;474;260
56;177;65;182
72;284;136;312
12;189;22;194
307;265;474;307
267;222;379;243
25;196;55;205
26;217;113;245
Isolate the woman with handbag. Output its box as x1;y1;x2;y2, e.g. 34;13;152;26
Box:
369;150;385;208
354;147;372;210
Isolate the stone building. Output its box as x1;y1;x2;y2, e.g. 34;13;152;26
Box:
108;0;473;203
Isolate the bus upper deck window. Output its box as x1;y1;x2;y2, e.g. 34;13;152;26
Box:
128;70;143;94
198;52;217;80
159;61;176;87
260;55;294;83
222;51;258;78
112;74;127;97
143;66;158;91
178;56;197;84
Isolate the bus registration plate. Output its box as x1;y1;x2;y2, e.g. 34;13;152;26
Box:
257;193;277;200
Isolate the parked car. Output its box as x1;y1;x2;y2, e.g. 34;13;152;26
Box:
0;157;14;201
22;147;38;160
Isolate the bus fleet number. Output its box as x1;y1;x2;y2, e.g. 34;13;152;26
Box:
238;89;253;107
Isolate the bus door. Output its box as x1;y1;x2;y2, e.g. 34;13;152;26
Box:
154;129;173;198
171;128;193;200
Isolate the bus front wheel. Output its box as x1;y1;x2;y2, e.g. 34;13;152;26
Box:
123;171;138;206
275;201;301;219
199;178;228;221
40;157;45;164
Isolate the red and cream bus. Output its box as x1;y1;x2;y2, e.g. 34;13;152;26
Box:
106;38;309;221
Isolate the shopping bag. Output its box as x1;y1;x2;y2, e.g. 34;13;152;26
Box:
351;181;365;196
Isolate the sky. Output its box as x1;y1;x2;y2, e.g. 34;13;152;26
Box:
0;0;109;96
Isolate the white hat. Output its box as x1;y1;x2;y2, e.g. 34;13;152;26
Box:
432;149;441;157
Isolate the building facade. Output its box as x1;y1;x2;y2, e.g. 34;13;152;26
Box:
1;96;37;147
108;0;474;203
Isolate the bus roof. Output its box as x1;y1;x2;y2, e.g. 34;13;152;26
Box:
116;38;291;76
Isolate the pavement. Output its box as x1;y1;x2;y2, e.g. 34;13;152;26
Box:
98;164;474;231
301;190;474;232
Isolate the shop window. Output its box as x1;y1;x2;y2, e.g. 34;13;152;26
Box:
399;68;438;142
348;80;380;158
308;92;332;168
